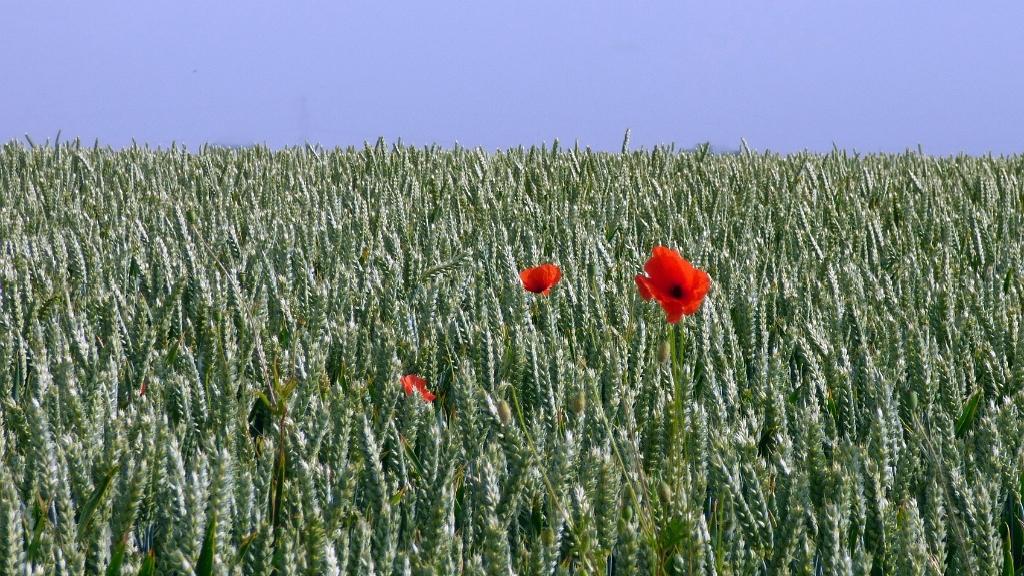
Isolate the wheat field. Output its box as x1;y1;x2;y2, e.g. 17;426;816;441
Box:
1;141;1023;574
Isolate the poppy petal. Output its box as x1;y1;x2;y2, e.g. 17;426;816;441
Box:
418;387;436;402
402;374;428;397
644;246;691;294
635;275;655;300
637;246;711;321
679;268;711;315
412;378;435;402
520;263;561;294
519;268;541;293
659;299;686;324
545;265;561;290
539;264;560;295
401;374;435;402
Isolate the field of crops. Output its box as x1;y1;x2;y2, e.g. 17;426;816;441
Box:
1;141;1023;574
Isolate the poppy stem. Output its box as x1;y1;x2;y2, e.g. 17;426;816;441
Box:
669;321;688;471
670;320;687;394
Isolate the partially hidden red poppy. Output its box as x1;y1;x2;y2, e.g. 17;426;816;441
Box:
401;374;435;402
520;263;562;295
635;246;710;323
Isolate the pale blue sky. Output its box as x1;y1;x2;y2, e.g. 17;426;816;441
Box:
2;1;1022;154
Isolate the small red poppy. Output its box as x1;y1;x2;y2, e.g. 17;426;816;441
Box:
520;263;562;295
401;374;435;402
635;246;710;323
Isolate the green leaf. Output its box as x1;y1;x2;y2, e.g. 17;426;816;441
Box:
137;550;156;576
269;436;287;539
77;462;120;536
278;377;299;405
389;487;406;507
105;536;127;576
1005;524;1015;576
196;509;217;576
956;389;984;438
27;496;47;563
233;528;262;569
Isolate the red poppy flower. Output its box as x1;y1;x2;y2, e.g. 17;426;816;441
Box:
401;374;435;402
519;263;562;295
635;246;710;323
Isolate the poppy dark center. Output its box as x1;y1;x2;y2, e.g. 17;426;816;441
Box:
669;284;684;299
